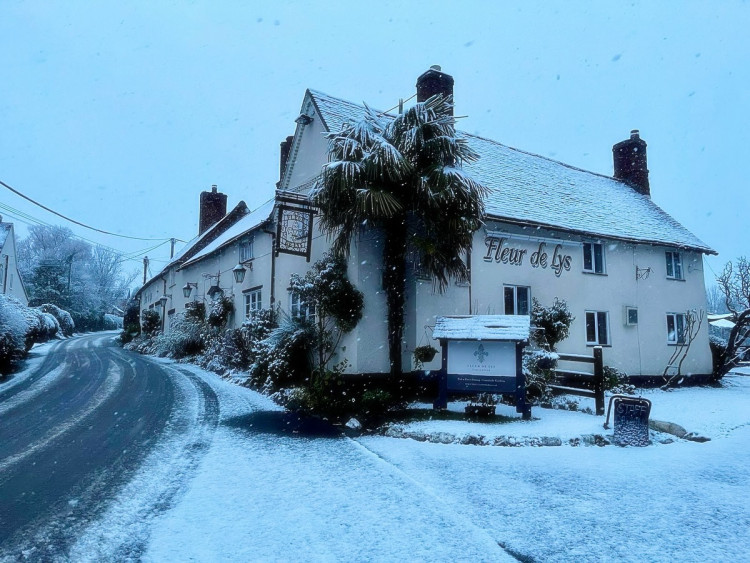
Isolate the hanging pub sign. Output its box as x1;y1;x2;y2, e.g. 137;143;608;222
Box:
432;315;531;419
276;205;314;261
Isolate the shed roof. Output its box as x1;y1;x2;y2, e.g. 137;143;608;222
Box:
307;89;714;254
433;315;530;341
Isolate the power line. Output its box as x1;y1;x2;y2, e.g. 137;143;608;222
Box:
0;178;174;242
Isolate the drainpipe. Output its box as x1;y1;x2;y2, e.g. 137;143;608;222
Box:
2;255;8;294
263;228;276;306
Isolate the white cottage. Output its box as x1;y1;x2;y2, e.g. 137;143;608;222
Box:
0;216;29;305
137;67;715;381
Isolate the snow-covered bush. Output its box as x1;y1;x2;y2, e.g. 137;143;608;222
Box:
103;314;123;330
0;295;29;373
248;315;313;390
38;303;75;336
154;317;204;358
603;365;635;394
531;298;574;350
523;349;559;401
141;309;161;334
709;335;728;378
207;296;234;328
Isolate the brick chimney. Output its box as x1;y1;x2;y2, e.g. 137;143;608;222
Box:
279;135;294;183
416;65;454;116
199;185;228;235
613;130;650;197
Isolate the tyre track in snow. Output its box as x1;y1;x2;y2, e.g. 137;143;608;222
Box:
0;334;218;561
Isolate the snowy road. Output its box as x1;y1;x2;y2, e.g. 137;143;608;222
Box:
0;333;219;560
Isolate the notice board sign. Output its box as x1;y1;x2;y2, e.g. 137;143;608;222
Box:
446;340;517;393
606;396;652;447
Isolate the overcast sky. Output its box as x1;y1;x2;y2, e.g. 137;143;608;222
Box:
1;1;747;285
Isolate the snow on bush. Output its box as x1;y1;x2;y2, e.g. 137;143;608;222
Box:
103;314;124;330
0;294;30;371
154;317;205;359
38;303;75;336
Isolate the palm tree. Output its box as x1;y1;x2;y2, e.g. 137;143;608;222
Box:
312;95;487;377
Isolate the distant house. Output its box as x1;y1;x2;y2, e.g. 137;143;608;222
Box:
0;216;29;305
137;67;715;380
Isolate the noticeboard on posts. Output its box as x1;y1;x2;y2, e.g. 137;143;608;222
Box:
446;340;517;393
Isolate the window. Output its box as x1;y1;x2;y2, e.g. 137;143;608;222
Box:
583;242;605;274
290;292;316;322
625;306;638;326
239;239;254;263
585;311;610;345
666;313;687;344
244;288;262;318
665;251;683;280
504;285;530;315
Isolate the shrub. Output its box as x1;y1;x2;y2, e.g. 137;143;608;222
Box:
207;296;234;328
103;314;123;330
523;349;559;401
248;315;313;390
709;335;728;380
38;303;75;336
141;309;161;334
603;365;635;394
531;298;574;350
0;295;28;374
154;317;205;358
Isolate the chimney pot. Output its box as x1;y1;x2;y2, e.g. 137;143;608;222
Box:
416;66;454;116
199;185;228;235
613;130;650;197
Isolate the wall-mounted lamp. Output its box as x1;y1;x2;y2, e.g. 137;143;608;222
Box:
233;263;247;284
294;114;313;125
183;282;198;298
158;294;171;307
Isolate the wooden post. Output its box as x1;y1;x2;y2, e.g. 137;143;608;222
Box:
433;341;448;410
593;346;604;415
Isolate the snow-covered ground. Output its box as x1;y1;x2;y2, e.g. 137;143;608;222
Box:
8;340;749;561
137;364;750;561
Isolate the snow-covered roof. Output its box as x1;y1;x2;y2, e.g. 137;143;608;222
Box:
180;199;275;268
0;223;11;249
306;89;714;254
433;315;530;341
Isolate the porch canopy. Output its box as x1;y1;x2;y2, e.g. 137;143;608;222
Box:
433;315;530;342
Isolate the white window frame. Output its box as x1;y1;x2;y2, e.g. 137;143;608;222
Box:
244;288;262;318
585;310;610;346
625;306;638;326
239;238;254;263
665;251;684;280
582;242;606;274
290;292;316;323
666;312;687;344
503;285;530;316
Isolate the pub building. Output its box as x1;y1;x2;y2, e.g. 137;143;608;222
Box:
137;67;715;382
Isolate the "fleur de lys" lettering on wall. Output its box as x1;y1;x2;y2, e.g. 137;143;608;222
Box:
484;236;572;277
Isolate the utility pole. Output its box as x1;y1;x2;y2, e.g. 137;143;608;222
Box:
170;238;175;259
143;256;149;285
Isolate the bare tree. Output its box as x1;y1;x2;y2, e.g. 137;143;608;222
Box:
715;257;750;377
706;284;729;314
661;309;705;388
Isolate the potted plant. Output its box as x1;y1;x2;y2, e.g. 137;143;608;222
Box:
413;345;438;368
465;393;498;418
